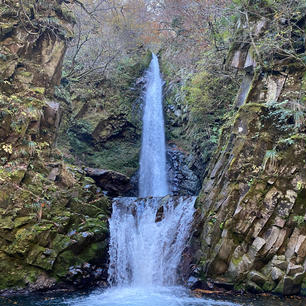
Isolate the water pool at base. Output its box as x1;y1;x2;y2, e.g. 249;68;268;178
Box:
1;286;305;306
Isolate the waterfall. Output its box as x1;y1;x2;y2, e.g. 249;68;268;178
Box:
107;54;195;289
64;55;238;306
108;196;196;286
139;53;169;197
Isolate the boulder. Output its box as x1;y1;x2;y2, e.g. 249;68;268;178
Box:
248;271;268;286
285;228;300;259
85;167;132;196
262;226;287;256
283;272;306;295
266;75;286;102
48;167;60;181
92;114;134;143
272;255;288;271
246;280;264;293
295;235;306;258
271;267;284;281
249;237;266;259
42;101;61;129
287;263;305;276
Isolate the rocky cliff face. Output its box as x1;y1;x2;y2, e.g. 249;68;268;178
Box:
56;50;151;178
0;0;110;293
194;10;306;296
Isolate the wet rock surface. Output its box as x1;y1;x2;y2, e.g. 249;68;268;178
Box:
167;144;202;196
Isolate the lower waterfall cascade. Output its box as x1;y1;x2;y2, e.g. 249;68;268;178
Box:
108;196;196;286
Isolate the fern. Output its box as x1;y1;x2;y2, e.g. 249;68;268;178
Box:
266;99;306;130
278;137;294;146
262;149;277;170
27;141;37;156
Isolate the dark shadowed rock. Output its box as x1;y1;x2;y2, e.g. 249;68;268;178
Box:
167;144;201;196
85;167;132;197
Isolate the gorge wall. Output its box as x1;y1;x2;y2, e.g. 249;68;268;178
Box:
0;0;110;292
192;7;306;296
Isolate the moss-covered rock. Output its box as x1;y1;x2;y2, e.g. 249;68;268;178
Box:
0;165;111;292
57;50;151;177
0;1;111;294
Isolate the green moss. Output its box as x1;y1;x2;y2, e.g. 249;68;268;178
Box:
0;0;113;292
14;215;36;228
0;215;15;229
0;252;41;290
301;277;306;296
26;245;54;270
51;234;74;253
19;71;33;77
32;87;45;94
69;199;103;218
80;241;107;262
55;6;76;24
76;217;108;234
263;280;275;291
234;282;246;291
229;156;237;169
53;242;107;278
246;280;264;293
231;255;243;266
64;135;141;176
57;48;151;178
10;169;26;184
52;250;76;278
5;226;37;255
273;279;284;295
0;189;10;208
289;134;306;141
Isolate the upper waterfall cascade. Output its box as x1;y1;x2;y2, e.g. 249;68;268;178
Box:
139;53;169;197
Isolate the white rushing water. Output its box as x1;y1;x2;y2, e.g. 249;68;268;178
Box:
139;53;169;197
67;286;239;306
108;196;196;286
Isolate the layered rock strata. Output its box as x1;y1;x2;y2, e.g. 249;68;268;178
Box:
194;11;306;296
